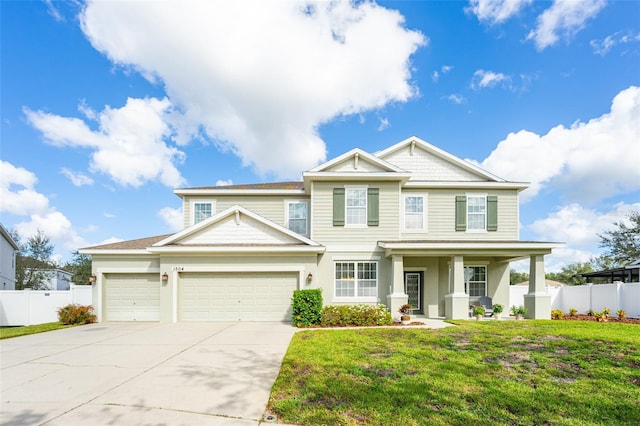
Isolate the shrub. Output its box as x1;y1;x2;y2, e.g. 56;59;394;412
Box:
510;305;527;316
551;309;564;320
472;305;485;316
617;309;627;319
321;304;392;327
601;307;611;317
292;289;323;327
569;308;577;316
398;304;413;315
492;304;504;314
57;304;97;325
586;309;595;316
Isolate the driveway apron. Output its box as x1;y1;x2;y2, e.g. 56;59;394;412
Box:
0;322;297;425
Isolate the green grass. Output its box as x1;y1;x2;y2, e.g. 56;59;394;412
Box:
0;322;72;339
269;321;640;425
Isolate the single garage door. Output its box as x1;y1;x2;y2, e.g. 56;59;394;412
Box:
104;273;160;321
180;272;298;322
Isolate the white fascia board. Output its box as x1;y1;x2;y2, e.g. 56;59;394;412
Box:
378;241;564;250
147;246;326;254
376;136;507;182
403;181;530;190
78;249;151;255
307;148;407;173
155;204;322;247
303;172;412;181
174;188;306;196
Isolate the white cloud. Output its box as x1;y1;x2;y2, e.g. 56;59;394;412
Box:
432;70;440;82
527;0;606;51
466;0;532;25
446;94;466;105
158;207;183;232
25;97;186;188
61;168;94;187
103;212;116;219
441;65;453;74
480;86;640;203
471;69;510;90
0;161;50;215
79;0;426;179
527;202;640;271
1;161;88;255
215;179;233;187
377;117;390;131
590;31;640;56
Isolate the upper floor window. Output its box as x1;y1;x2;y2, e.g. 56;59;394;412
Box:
455;195;497;232
346;188;367;226
333;187;379;227
192;200;215;225
404;194;426;230
467;195;486;231
286;201;308;236
334;261;378;299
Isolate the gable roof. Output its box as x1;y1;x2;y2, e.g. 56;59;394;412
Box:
0;223;19;251
174;181;305;196
147;205;324;254
376;136;508;183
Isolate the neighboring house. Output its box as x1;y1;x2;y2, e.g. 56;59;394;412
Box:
577;259;640;283
80;136;561;322
0;223;19;290
21;265;73;291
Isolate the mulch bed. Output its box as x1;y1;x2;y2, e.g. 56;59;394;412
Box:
559;315;640;324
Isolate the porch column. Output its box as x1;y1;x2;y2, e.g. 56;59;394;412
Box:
387;255;408;321
444;255;469;319
524;254;551;319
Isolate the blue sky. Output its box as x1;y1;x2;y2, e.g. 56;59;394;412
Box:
1;0;639;271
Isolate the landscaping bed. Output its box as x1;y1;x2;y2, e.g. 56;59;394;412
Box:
559;315;640;324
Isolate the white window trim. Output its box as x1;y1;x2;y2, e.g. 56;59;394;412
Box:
333;260;378;302
402;193;428;232
190;199;216;225
344;185;368;228
465;193;487;233
284;199;309;237
464;264;488;300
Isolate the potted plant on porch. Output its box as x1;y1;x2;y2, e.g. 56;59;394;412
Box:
398;304;413;325
492;303;504;320
511;305;527;320
472;305;485;320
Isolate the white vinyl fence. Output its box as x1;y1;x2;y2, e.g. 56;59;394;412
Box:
510;282;640;318
0;285;93;326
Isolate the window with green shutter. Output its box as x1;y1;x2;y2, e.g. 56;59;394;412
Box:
333;188;345;226
455;196;466;231
367;188;379;226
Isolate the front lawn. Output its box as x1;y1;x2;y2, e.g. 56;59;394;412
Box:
0;322;72;339
269;321;640;425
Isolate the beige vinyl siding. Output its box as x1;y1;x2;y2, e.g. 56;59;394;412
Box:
311;181;400;245
182;195;309;228
406;189;519;240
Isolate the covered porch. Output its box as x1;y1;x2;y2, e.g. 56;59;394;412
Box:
379;241;562;320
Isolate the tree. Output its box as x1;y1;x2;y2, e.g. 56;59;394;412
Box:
598;209;640;266
63;251;92;285
546;262;593;286
509;269;528;285
14;229;56;290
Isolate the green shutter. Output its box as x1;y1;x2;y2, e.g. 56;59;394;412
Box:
487;195;498;231
455;195;466;231
333;188;345;226
367;188;379;226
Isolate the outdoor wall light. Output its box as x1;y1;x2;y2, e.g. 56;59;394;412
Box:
162;272;169;282
89;274;97;283
306;273;313;283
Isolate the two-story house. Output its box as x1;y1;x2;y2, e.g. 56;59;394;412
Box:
81;136;560;322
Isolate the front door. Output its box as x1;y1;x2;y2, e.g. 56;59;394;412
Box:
404;271;424;314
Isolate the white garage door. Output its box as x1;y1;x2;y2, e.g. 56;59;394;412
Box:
104;273;160;321
180;272;298;322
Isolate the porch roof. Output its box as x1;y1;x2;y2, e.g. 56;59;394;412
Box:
378;240;562;260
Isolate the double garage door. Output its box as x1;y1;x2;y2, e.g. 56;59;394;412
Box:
104;273;160;321
179;272;298;322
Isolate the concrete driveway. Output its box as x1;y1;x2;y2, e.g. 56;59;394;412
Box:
1;322;297;425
